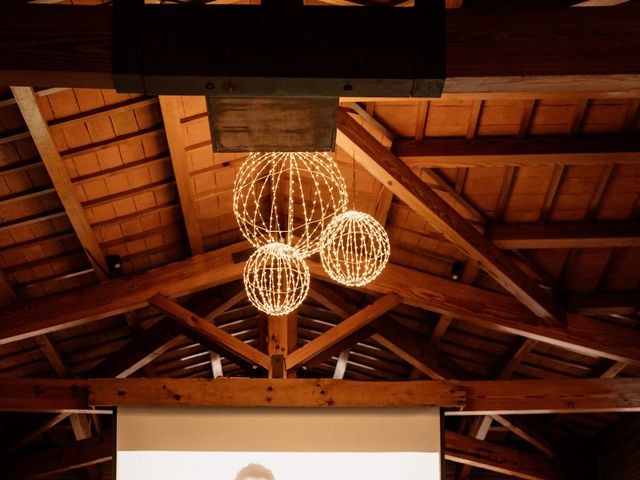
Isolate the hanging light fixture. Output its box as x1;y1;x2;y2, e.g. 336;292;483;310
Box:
319;152;390;287
320;210;390;287
233;151;348;258
243;242;310;316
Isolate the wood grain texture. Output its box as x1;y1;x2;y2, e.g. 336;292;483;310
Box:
89;378;466;409
0;242;249;344
150;295;271;370
159;96;204;255
11;86;109;280
338;109;565;325
395;134;640;168
286;293;402;371
445;431;561;480
309;260;640;366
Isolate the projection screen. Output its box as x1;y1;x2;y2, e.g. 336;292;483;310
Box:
116;407;443;480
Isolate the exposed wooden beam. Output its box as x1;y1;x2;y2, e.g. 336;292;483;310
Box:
0;242;249;344
159;96;203;255
150;294;271;370
2;378;638;414
337;109;566;326
394;134;640;168
567;291;639;316
445;431;561;480
0;413;70;462
309;260;640;367
2;3;640;93
0;431;112;480
10;86;109;280
36;334;68;377
286;293;403;371
371;318;468;380
490;415;556;458
268;312;298;378
488;221;640;249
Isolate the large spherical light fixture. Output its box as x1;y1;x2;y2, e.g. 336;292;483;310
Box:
233;152;348;258
320;211;390;287
243;242;310;315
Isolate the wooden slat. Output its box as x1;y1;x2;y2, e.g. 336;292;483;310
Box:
337;109;565;325
286;293;403;371
0;242;249;344
150;294;271;370
0;431;112;480
445;431;561;480
488;221;640;249
308;260;640;366
395;134;640;168
10;86;109;280
159;96;203;255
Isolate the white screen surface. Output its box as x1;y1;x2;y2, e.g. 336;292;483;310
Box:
116;408;442;480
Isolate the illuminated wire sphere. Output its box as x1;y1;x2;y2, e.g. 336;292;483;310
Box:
233;152;348;258
243;242;310;315
320;211;391;287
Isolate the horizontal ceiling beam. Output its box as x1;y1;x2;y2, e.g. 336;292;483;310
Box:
3;378;639;414
1;3;639;94
395;135;640;168
0;242;249;344
445;431;561;480
488;221;640;249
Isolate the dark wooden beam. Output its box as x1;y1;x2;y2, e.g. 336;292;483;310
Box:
0;431;112;480
445;431;561;480
2;3;639;94
337;109;566;326
488;221;640;250
394;135;640;168
0;242;248;344
567;291;639;316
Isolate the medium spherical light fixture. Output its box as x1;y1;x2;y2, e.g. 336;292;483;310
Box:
233;152;348;258
243;242;310;315
320;211;390;287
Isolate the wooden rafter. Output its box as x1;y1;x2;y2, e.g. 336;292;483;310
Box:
150;294;271;370
395;134;640;168
10;86;109;280
286;293;403;371
445;431;560;480
338;109;566;325
159;96;204;255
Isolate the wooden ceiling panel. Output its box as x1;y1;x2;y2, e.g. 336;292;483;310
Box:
582;100;630;134
369;102;422;138
474;100;523;137
561;249;622;292
424;100;475;137
528;100;580;135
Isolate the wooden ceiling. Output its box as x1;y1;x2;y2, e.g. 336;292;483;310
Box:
1;1;640;479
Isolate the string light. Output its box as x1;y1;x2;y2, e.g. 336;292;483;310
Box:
320;210;390;287
233;152;348;258
243;242;310;315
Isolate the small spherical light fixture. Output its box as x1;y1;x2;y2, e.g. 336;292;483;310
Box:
243;242;310;315
233;152;348;257
320;211;390;287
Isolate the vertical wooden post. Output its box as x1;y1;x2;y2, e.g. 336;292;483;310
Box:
268;312;298;378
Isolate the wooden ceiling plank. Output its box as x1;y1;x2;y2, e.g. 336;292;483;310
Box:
150;294;271;370
465;100;483;139
0;431;112;480
567;290;639;316
0;413;71;462
488;221;640;249
0;270;18;306
414;100;429;140
10;86;109;281
49;96;158;130
159;96;203;255
395;134;640;168
337;109;566;326
286;293;403;371
0;241;249;345
445;431;561;480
